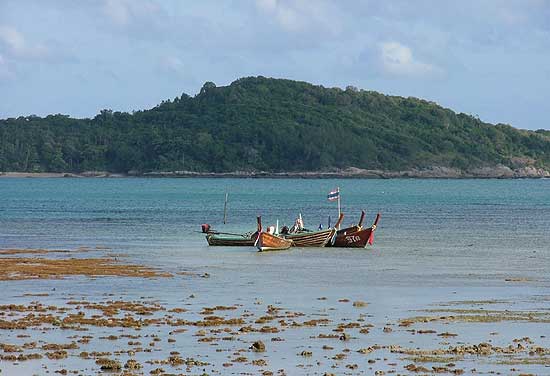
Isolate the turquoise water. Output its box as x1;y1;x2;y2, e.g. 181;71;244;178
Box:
2;178;550;250
1;178;549;280
1;178;549;375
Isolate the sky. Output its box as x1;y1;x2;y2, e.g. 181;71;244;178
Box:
0;0;549;130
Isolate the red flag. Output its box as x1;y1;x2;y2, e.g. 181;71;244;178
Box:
368;229;375;245
368;213;381;246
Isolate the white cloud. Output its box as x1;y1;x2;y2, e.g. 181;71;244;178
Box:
256;0;304;32
0;26;25;52
256;0;278;12
102;0;161;27
103;0;131;26
159;56;186;77
379;41;439;77
255;0;340;35
0;54;15;81
0;25;49;60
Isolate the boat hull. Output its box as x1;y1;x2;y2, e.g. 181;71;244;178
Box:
257;232;293;252
337;225;362;236
283;228;336;247
206;233;257;246
331;227;374;248
330;213;380;248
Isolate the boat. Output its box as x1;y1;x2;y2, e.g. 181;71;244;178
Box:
256;232;293;251
255;217;293;252
331;212;380;248
202;223;259;246
327;210;365;247
282;213;343;247
206;232;258;246
336;210;366;237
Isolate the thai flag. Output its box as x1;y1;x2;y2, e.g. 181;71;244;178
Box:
327;188;339;201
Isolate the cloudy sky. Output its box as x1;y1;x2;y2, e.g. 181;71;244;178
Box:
0;0;549;129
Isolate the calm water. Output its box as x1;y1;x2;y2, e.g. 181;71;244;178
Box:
1;178;549;281
0;178;549;375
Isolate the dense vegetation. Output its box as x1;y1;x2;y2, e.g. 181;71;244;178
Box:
1;76;549;173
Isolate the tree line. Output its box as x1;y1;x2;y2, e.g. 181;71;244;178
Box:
1;76;549;173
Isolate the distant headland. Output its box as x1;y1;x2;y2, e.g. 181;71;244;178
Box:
1;76;549;178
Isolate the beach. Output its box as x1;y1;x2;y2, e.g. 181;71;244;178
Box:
2;165;550;180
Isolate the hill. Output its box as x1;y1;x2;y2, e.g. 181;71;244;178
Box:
1;76;550;177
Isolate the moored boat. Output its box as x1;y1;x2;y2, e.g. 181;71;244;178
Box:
335;210;366;237
283;213;343;247
203;223;259;246
256;219;293;252
256;231;293;251
331;212;380;248
206;233;258;246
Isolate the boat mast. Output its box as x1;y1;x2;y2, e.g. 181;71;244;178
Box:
337;187;341;229
223;192;228;224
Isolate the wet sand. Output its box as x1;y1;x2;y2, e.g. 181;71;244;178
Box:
1;248;549;375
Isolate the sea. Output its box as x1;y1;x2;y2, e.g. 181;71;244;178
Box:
0;178;549;375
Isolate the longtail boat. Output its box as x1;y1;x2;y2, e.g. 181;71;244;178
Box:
255;217;293;252
283;213;343;247
203;223;259;246
206;233;258;246
336;210;366;237
331;212;380;248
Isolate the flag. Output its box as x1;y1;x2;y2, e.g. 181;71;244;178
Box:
327;188;339;201
367;230;375;245
368;213;380;245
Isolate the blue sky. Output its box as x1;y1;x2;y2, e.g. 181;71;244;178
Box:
0;0;549;130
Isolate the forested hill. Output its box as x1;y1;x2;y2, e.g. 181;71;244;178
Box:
1;76;550;175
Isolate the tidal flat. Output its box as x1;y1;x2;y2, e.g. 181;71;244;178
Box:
0;247;548;376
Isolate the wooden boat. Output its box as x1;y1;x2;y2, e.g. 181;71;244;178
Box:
256;232;293;251
283;213;343;247
206;232;258;246
336;210;366;237
203;223;259;246
256;217;293;252
331;212;380;248
327;210;364;247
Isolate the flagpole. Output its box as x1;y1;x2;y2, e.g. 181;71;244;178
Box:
337;187;341;229
223;192;228;224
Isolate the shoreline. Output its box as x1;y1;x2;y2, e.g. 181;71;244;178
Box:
1;166;550;179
